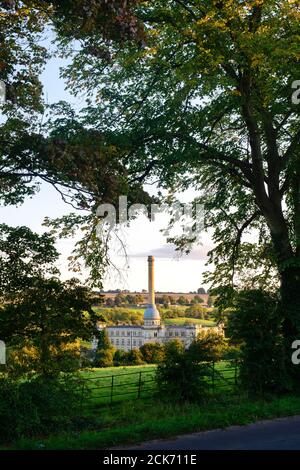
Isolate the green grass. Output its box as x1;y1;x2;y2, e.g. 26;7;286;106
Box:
3;364;300;450
9;394;300;450
79;365;157;406
94;307;144;313
164;317;216;326
160;305;187;312
80;365;155;380
77;362;237;407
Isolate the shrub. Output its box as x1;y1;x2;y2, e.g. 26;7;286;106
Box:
185;304;205;319
94;329;115;367
0;375;84;442
125;349;144;365
94;348;115;367
227;289;286;395
113;349;128;366
140;342;165;363
188;331;227;363
156;340;209;403
113;348;145;366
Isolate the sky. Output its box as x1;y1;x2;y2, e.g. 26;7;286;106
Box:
0;49;214;293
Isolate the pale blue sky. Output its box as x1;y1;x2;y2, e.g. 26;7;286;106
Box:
0;52;213;292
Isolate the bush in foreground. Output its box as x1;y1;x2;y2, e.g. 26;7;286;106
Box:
156;333;227;403
0;375;84;442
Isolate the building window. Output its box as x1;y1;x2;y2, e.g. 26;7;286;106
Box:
133;340;136;346
154;332;157;337
169;332;173;337
139;340;142;346
127;340;130;345
175;331;179;337
121;339;125;345
127;332;131;336
181;332;185;337
116;339;119;345
116;331;119;337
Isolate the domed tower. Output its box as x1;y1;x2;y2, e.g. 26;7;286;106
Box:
144;256;161;327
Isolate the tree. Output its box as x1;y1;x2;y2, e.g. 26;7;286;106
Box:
94;329;115;367
177;296;189;306
105;297;115;307
0;224;59;297
156;339;209;402
191;296;204;305
95;329;111;351
140;342;165;364
125;348;144;366
197;288;206;295
62;1;300;376
2;277;97;376
114;293;126;306
125;294;135;304
0;225;98;376
227;290;286;394
185;304;205;319
188;331;227;363
0;1;149;289
113;349;127;366
134;293;144;304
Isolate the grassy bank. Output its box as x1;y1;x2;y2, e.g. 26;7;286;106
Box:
93;306;215;327
8;393;300;450
164;318;216;326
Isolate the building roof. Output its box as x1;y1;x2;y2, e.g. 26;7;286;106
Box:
144;305;161;320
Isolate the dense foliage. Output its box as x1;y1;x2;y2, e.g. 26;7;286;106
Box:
227;290;287;394
0;225;98;376
156;333;226;402
0;374;84;442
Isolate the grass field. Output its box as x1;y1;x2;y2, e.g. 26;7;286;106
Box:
11;393;300;450
80;365;157;406
164;317;216;326
93;305;216;327
76;361;237;408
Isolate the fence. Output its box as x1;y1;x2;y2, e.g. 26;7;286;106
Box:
76;360;240;408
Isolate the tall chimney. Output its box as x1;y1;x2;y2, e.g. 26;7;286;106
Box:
148;256;155;305
144;255;160;326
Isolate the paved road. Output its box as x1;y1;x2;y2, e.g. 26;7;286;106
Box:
123;415;300;450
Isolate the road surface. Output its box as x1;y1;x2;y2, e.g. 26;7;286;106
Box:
121;415;300;450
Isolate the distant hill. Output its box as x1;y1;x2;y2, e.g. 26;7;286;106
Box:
101;292;209;303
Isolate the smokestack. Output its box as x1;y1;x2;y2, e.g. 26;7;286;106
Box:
144;255;160;326
148;256;155;305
